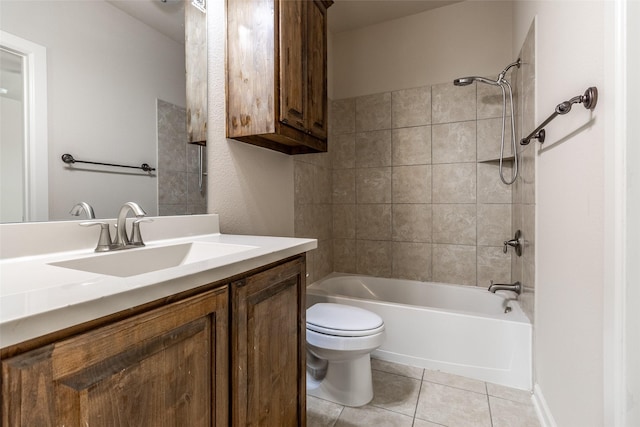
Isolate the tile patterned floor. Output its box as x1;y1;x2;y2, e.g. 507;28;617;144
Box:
307;359;541;427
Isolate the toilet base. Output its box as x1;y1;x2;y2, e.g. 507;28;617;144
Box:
306;353;373;407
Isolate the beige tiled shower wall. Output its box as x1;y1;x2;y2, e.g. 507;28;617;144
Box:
157;99;207;216
330;81;517;287
512;22;536;322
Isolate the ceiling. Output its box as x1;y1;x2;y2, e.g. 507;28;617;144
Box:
106;0;463;43
328;0;463;34
107;0;185;43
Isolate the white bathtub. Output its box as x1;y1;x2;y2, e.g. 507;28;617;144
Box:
306;273;532;390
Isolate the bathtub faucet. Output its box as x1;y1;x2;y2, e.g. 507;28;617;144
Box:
488;280;522;295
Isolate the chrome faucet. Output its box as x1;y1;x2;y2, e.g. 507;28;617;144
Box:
488;280;522;295
80;202;148;252
113;202;147;249
70;202;95;219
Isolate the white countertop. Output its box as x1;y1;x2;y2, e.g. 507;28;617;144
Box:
0;215;316;349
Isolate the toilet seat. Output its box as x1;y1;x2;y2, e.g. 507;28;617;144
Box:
306;303;384;337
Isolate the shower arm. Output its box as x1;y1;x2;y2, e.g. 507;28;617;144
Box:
520;87;598;145
498;59;522;82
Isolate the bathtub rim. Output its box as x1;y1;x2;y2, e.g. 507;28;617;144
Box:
307;272;531;325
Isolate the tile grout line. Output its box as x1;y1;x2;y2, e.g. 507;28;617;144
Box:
371;366;425;382
486;382;495;427
389;94;396;277
368;366;426;422
475;82;480;287
429;85;434;282
412;372;425;424
413;367;427;427
331;405;345;427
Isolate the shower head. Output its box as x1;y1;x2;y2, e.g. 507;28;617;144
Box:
453;59;521;87
453;76;500;86
453;77;475;86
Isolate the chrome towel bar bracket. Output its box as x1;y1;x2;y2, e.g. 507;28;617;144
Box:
521;86;598;145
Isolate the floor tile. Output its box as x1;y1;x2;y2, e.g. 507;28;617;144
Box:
307;395;343;427
486;382;533;404
306;359;542;427
335;405;414;427
412;418;444;427
489;396;541;427
371;358;424;380
423;369;487;394
371;370;422;416
416;381;491;427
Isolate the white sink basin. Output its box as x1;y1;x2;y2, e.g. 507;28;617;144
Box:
49;242;257;278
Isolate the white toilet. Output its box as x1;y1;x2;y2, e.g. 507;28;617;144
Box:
306;303;385;407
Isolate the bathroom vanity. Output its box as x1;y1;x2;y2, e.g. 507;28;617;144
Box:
0;215;315;426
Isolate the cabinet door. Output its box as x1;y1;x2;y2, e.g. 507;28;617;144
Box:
1;288;229;427
306;0;329;139
232;258;306;427
279;0;307;132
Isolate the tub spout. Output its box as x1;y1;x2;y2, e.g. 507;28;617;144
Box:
488;281;521;295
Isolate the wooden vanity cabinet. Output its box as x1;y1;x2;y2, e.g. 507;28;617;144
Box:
1;256;307;427
226;0;332;154
231;256;306;426
1;287;229;426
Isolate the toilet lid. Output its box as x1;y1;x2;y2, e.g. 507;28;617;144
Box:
306;303;384;337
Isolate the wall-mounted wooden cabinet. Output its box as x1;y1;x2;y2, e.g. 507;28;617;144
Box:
226;0;333;155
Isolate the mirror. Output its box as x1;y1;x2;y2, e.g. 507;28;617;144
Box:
0;0;206;223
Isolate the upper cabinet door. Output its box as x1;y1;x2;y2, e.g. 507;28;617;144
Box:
279;0;306;132
306;0;329;140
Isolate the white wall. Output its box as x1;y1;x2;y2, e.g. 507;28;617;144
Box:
331;0;513;99
206;0;511;238
206;0;294;237
1;1;185;220
0;97;24;222
513;2;608;426
625;0;640;423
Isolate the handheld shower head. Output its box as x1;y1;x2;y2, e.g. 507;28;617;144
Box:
452;58;521;186
454;59;521;87
453;76;500;86
453;77;475;86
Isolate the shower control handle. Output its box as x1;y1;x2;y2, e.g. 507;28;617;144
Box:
503;230;523;257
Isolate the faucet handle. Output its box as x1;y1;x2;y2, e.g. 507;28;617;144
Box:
80;221;113;252
130;218;153;247
503;230;523;256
